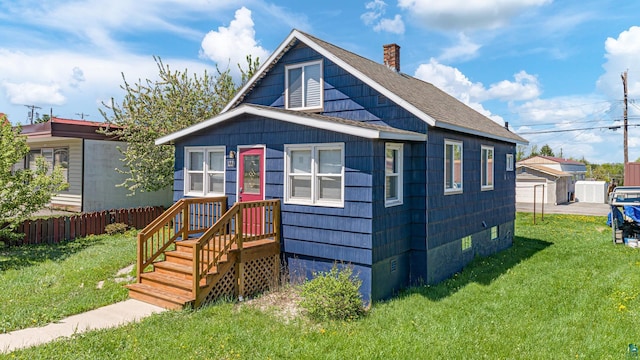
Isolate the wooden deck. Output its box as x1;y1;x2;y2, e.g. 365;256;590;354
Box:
127;198;281;309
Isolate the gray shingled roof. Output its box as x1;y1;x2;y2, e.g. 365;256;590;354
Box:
299;31;527;144
248;104;425;138
156;103;426;145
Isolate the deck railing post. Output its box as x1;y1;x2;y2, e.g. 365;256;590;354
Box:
136;232;144;283
182;201;190;241
275;200;281;245
193;242;201;307
237;203;244;299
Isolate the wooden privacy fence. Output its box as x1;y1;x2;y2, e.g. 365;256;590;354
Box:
11;206;165;246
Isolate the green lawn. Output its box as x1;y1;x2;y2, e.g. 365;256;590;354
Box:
8;213;640;359
0;232;137;333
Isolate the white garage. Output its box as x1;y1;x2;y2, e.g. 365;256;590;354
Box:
516;165;571;205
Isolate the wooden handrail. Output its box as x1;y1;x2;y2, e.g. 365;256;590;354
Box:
136;196;227;282
192;199;280;306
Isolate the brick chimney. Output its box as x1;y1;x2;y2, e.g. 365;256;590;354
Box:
383;43;400;72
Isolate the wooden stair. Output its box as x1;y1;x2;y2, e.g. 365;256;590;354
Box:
129;198;281;310
127;238;277;309
127;240;214;310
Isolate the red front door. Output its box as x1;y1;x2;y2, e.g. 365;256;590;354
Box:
238;147;265;234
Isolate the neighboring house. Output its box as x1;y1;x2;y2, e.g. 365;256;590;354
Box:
14;117;172;212
517;156;586;202
156;30;528;301
515;164;572;204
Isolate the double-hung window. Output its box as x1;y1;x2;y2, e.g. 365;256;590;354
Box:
285;60;323;110
444;140;463;193
185;146;225;196
385;143;403;207
25;147;69;184
481;145;494;190
285;143;344;207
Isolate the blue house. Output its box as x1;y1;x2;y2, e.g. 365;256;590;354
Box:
154;30;527;302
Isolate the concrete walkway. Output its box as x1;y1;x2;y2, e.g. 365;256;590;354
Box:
0;299;165;354
516;201;611;217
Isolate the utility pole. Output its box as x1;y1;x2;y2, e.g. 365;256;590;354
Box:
24;104;41;124
75;112;89;120
622;71;629;166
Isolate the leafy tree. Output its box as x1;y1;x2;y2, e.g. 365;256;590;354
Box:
529;144;539;158
34;114;51;124
100;56;260;194
589;163;624;183
540;144;555;157
0;115;67;238
516;145;527;161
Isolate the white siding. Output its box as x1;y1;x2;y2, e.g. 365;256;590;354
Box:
27;138;83;211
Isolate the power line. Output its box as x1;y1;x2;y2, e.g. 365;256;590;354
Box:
518;123;640;135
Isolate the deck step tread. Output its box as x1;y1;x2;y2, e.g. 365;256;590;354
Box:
153;261;192;274
127;283;194;303
140;272;195;289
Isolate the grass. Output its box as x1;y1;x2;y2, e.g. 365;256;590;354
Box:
0;232;137;333
7;213;640;359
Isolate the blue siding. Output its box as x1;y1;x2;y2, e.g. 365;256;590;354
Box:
174;115;377;299
171;40;518;301
242;42;426;134
422;128;516;284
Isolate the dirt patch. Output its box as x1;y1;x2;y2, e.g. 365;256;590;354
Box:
241;286;304;323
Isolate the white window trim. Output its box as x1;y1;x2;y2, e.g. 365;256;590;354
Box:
444;139;463;194
184;146;226;197
385;143;403;207
284;142;344;208
481;145;494;191
285;60;323;111
506;154;514;171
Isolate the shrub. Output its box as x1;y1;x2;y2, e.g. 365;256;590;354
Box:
299;264;365;321
0;228;23;247
105;222;129;235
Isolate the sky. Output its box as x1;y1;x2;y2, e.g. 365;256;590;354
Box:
1;0;639;164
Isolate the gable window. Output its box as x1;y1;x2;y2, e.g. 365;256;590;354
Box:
285;60;323;110
285;143;344;207
506;154;514;171
185;146;225;196
444;140;463;193
481;145;494;190
385;143;403;207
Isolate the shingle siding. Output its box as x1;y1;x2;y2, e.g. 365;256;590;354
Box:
171;36;519;302
423;128;515;283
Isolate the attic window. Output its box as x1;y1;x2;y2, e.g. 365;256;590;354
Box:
285;60;323;111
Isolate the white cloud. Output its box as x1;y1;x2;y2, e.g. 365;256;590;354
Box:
200;7;270;76
361;0;386;25
598;26;640;99
398;0;551;31
438;33;481;62
2;81;66;106
414;58;540;104
485;71;541;102
361;0;405;34
374;14;405;34
0;48;215;121
17;1;237;46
